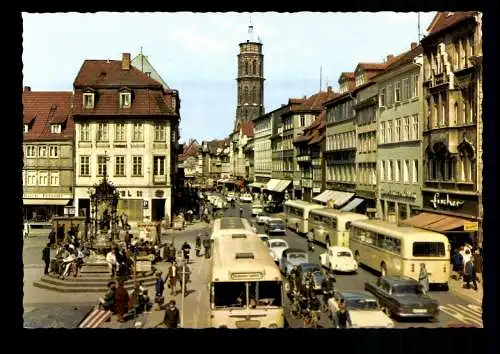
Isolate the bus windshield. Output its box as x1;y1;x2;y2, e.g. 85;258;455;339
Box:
213;282;246;308
213;281;282;309
412;242;445;257
249;281;282;308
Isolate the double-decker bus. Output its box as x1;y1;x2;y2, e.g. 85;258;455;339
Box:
349;219;450;288
308;208;368;247
208;234;285;328
283;200;324;234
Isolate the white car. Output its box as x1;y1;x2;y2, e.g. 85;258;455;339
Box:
319;246;358;273
267;238;289;263
226;193;237;202
251;204;264;216
239;194;253;203
255;212;272;225
328;291;394;328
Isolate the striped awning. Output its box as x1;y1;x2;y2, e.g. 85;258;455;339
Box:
340;198;364;211
313;190;354;207
274;180;292;193
264;179;281;191
401;212;469;232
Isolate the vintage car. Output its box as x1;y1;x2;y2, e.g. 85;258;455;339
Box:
319;246;358;273
327;291;394;328
255;211;272;225
251;203;264;216
226;192;237;202
264;201;283;213
364;276;440;320
257;234;270;245
239;193;253;203
279;248;309;276
267;238;289;263
265;218;286;235
296;263;325;292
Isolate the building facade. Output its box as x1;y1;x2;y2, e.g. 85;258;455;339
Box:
411;11;483;248
375;44;425;223
234;26;265;131
72;53;180;224
252;111;273;187
22;89;75;222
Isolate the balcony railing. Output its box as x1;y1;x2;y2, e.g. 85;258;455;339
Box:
153;175;166;184
297;155;311;162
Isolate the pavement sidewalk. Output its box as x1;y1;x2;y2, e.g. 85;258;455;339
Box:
448;276;483;304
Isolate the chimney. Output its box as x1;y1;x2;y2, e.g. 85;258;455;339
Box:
411;42;417;50
386;54;394;63
122;53;131;70
24;86;31;92
327;86;332;93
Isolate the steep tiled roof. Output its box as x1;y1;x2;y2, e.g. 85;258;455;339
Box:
74;60;163;88
371;45;424;81
239;121;254;138
358;63;387;71
426;12;478;37
293;109;326;145
23;91;74;142
293;133;311;144
289;98;306;105
179;139;200;161
340;72;355;80
295;89;338;112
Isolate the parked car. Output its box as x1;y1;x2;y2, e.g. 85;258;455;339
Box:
265;218;286;235
257;234;270;245
279;248;309;276
256;211;272;225
226;192;237;202
296;263;325;292
251;203;264;216
239;193;253;203
267;238;289;263
328;291;394;328
364;276;440;320
264;201;283;213
319;246;358;273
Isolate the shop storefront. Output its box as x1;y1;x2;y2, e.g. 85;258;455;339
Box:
264;179;292;202
23;193;73;223
402;191;481;251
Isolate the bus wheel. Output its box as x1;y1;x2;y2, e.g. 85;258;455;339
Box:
380;263;387;277
325;236;331;247
354;251;360;263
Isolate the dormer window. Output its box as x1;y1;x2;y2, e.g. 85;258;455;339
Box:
24;124;29;133
355;74;364;87
120;92;131;108
51;124;62;134
83;93;94;109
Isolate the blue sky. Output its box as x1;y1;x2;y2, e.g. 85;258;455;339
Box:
22;12;436;143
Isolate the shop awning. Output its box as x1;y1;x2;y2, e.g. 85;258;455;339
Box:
248;182;265;189
401;212;468;232
340;198;364;211
264;179;281;191
274;180;292;193
313;190;354;207
23;199;70;206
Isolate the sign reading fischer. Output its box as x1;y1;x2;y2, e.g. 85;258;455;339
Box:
430;193;465;209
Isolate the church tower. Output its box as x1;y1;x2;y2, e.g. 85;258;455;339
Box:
234;23;265;131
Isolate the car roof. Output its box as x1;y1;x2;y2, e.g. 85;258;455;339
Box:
283;247;307;255
328;246;352;252
299;263;321;269
338;291;377;301
269;238;287;243
382;276;419;285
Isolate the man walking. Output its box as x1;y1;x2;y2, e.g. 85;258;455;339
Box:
464;257;478;290
163;300;180;328
42;242;51;275
473;249;483;285
154;272;165;311
418;263;429;295
203;237;211;258
332;299;352;329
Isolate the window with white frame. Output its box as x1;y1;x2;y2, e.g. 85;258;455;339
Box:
395;119;401;142
380;161;385;181
412;74;419;97
120;92;131;108
133;156;143;176
24;124;29;133
380;122;386;143
83;93;94;109
115;156;125;176
80;123;90;141
96;123;108;141
153;156;166;176
387;160;392;181
26;170;37;186
38;170;48;186
387;120;393;143
49;171;60;186
412;159;418;184
80;156;90;176
133;123;144;141
50;124;61;134
411;114;419;140
371;165;376;185
115;123;126;141
395;160;401;182
379;88;386;107
38;146;47;158
402;78;410;100
97;155;108;176
300;115;305;127
49;146;58;158
387;84;394;105
395;82;401;102
402;117;409;141
26;145;36;158
154;123;166;141
403;160;409;183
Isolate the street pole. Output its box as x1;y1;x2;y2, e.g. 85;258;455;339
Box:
181;260;186;328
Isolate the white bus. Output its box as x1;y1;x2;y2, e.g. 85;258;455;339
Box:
210;217;257;241
283;200;324;234
209;235;285;328
349;219;450;288
308;208;368;247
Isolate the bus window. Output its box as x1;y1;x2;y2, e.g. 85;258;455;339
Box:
412;242;445;257
248;281;282;308
213;282;246;308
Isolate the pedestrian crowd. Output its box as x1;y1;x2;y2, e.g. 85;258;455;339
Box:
450;243;483;291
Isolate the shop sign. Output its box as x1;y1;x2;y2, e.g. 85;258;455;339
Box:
23;193;72;199
430;193;465;209
464;221;479;231
142;200;149;209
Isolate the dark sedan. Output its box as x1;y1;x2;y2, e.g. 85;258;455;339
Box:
264;202;283;213
296;263;325;293
364;276;440;320
265;219;286;235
